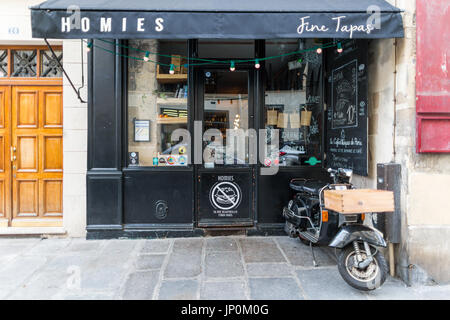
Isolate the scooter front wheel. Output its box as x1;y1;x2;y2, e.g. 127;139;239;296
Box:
337;245;388;291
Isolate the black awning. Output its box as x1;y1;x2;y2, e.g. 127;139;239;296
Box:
30;0;404;39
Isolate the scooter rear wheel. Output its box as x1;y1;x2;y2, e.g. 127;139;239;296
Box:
337;245;388;291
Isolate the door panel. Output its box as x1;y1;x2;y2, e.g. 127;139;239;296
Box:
11;86;63;226
0;86;11;224
196;68;255;227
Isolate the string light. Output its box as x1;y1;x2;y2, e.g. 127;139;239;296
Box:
230;60;236;71
86;41;93;52
144;51;150;61
85;39;348;69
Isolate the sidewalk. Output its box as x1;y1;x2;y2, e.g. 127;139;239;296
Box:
0;236;449;300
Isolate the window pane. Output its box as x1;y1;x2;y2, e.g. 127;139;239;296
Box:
128;40;188;167
203;70;249;166
0;50;7;77
198;40;254;58
12;50;37;77
264;39;323;167
41;50;63;77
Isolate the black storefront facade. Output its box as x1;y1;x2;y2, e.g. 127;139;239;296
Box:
30;0;404;239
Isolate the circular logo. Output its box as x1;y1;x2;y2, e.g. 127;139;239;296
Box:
178;156;187;165
210;182;242;211
167;156;176;165
264;158;272;166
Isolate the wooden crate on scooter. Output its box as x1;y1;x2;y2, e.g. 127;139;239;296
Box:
324;189;394;214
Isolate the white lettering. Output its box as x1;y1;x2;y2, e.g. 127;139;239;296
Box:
81;17;90;32
137;18;145;32
122;18;127;31
297;16;328;35
297;16;311;35
155;17;164;32
61;17;71;32
332;16;346;32
100;17;112;32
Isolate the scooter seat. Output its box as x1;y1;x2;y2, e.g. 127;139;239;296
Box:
289;179;327;194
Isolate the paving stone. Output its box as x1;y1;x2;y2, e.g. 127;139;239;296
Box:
201;281;247;300
239;238;286;263
246;263;292;277
122;271;160;300
80;264;127;291
141;239;171;254
0;256;48;289
205;251;244;278
102;240;139;256
295;268;367;300
164;239;203;279
276;237;336;267
363;278;421;300
414;284;450;300
249;277;303;300
135;255;165;270
0;244;35;264
8;269;69;300
65;239;104;254
172;238;203;253
22;239;71;256
206;238;238;252
158;280;198;300
58;292;115;300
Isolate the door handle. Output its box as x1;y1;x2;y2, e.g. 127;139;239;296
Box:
10;146;16;162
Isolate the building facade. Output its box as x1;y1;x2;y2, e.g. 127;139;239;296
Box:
1;0;449;285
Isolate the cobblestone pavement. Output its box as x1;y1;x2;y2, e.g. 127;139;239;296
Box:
0;236;449;300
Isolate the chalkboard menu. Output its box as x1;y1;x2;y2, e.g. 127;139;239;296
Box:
326;40;368;176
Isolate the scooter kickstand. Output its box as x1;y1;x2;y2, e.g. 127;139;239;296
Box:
310;242;318;267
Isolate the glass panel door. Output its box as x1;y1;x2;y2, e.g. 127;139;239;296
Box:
202;69;249;167
196;68;254;228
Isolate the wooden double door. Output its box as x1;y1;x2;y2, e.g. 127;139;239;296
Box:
0;85;63;227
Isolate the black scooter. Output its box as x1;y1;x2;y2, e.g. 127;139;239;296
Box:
282;168;388;291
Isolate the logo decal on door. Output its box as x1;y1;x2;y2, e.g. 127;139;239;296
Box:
210;181;242;211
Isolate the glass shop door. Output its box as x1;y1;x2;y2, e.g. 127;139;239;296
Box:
195;67;256;227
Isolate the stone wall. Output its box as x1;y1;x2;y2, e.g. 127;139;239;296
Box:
353;0;450;284
62;40;88;237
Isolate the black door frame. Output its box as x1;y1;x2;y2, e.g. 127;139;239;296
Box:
193;63;257;228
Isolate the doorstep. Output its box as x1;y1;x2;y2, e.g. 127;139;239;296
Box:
0;226;66;236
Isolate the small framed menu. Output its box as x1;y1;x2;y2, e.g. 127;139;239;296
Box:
134;119;150;142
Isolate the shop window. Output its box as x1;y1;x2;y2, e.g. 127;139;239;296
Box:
264;39;323;167
128;40;189;167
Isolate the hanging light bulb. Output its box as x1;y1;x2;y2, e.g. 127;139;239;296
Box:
169;64;175;74
316;47;322;54
144;51;150;61
230;61;236;72
337;42;343;54
254;59;261;69
86;41;93;52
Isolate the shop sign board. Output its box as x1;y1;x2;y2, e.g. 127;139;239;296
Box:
326;40;368;176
